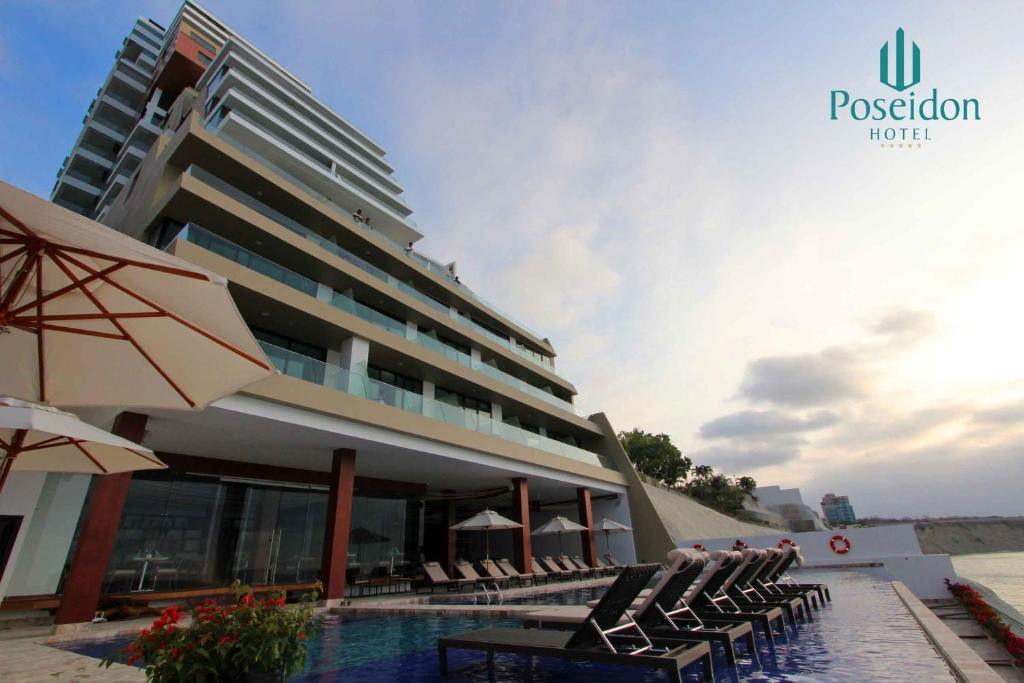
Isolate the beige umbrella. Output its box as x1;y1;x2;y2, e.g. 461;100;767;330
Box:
531;515;587;556
451;509;522;560
594;518;633;557
0;181;272;409
0;396;165;495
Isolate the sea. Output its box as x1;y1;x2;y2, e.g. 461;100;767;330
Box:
952;551;1024;619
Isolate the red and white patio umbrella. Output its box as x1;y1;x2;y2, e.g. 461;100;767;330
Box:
0;396;165;495
0;181;272;409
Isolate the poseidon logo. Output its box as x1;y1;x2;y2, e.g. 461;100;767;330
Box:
880;27;920;92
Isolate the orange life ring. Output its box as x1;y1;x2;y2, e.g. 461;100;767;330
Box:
777;538;796;550
829;534;852;555
692;543;707;552
732;539;749;550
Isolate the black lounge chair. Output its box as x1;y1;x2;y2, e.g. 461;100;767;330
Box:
496;558;540;585
415;562;476;593
439;564;714;682
752;549;819;612
632;551;759;666
767;546;831;603
524;549;757;667
688;551;787;642
725;550;806;626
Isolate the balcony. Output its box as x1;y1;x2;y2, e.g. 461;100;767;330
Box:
170;223;578;414
205;108;421;249
183;165;560;376
257;340;609;469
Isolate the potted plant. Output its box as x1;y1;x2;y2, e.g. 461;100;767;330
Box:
102;583;321;682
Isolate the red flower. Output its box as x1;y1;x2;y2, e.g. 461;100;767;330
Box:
241;594;255;606
298;632;306;641
172;647;182;659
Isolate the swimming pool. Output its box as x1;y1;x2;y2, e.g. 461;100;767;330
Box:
57;569;954;681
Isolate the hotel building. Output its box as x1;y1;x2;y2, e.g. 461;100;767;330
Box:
0;2;683;624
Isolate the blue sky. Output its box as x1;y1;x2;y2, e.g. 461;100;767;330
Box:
2;1;1023;517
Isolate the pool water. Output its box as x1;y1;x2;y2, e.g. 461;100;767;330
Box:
58;569;954;682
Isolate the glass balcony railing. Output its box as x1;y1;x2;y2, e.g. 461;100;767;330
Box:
184;167;563;378
256;340;608;468
198;123;555;368
173;222;577;414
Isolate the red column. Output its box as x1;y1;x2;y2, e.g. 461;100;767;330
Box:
55;412;147;626
445;500;457;575
321;448;356;603
511;478;532;573
577;487;597;567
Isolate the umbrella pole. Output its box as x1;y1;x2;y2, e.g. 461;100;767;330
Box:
485;530;490;561
0;429;27;496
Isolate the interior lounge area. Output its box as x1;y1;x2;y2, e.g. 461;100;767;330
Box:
0;399;635;622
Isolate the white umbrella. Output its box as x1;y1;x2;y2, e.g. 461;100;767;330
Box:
594;518;633;557
450;509;522;560
0;396;165;494
531;515;587;556
0;181;273;410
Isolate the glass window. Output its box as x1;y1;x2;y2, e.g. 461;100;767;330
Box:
436;387;491;414
367;365;422;394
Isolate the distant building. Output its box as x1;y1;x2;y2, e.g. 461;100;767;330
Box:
821;493;857;525
752;485;828;532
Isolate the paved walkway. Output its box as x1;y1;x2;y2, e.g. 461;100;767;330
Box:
0;633;145;683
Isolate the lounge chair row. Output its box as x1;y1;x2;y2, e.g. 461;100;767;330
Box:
439;544;830;682
415;554;618;593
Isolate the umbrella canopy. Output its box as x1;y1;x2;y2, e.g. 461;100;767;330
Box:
0;181;273;409
531;515;588;556
594;518;633;557
594;518;633;533
451;509;522;531
450;509;522;560
531;515;587;535
0;396;165;494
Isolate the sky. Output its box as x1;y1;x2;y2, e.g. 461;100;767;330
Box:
1;1;1022;518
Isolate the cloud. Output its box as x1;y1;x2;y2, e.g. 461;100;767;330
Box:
870;308;939;340
738;348;867;407
699;409;840;439
689;443;802;471
972;400;1024;425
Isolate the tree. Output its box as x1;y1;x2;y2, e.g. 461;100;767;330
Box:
618;429;692;487
736;476;758;495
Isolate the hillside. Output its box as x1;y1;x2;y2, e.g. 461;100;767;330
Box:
914;518;1024;555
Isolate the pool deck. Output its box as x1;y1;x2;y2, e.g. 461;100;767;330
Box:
894;581;1012;683
0;578;1011;682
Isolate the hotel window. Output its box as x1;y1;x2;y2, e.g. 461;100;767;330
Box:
367;365;422;395
438;335;470;357
252;329;326;383
436;387;491;415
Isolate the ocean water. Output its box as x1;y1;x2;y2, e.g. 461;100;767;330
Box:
952;551;1024;615
58;569;954;682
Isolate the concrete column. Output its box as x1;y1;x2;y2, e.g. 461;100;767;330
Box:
511;479;532;573
538;426;548;438
470;347;481;369
577;487;598;567
448;306;459;320
445;500;457;574
405;320;417;341
316;282;334;303
422;380;436;401
490;402;503;425
321;448;356;604
55;412;147;626
338;336;370;395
